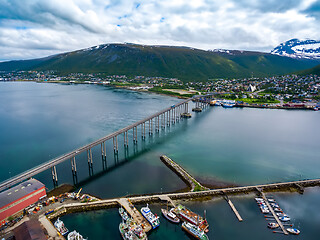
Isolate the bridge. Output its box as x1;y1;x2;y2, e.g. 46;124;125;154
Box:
0;94;214;192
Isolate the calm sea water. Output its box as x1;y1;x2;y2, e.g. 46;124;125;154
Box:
0;82;319;239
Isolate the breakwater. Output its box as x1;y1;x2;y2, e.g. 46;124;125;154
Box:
47;178;320;219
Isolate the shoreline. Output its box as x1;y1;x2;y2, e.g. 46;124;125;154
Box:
2;80;318;109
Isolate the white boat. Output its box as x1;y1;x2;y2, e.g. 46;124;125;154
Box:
279;216;291;222
161;208;180;223
287;228;300;235
140;204;160;229
68;230;87;240
54;218;69;236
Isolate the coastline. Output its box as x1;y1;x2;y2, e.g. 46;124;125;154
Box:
2;80;318;109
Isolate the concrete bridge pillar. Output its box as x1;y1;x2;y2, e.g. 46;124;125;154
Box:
51;166;58;187
101;142;107;170
71;157;78;184
113;136;119;153
87;149;93;176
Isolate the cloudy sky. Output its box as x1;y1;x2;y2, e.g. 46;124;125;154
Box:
0;0;319;61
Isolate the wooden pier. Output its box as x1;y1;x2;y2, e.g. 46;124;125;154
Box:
223;194;243;222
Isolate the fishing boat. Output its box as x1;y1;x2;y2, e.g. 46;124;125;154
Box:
54;218;69;236
182;222;209;240
67;230;87;240
119;207;129;221
119;222;138;240
279;216;291;222
267;222;279;229
209;100;217;106
161;208;180;223
287;228;300;235
173;204;209;232
140;204;160;229
120;219;148;240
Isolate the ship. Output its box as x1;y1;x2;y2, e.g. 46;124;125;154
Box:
182;222;209;240
161;208;180;223
67;230;87;240
172;204;209;232
54;218;69;236
140;204;160;229
221;100;235;108
119;221;139;240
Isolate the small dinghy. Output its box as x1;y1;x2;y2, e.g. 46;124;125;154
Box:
287;228;300;235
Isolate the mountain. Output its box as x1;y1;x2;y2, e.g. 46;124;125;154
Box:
271;39;320;59
0;43;319;81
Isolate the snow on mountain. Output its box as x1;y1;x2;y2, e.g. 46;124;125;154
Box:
271;39;320;59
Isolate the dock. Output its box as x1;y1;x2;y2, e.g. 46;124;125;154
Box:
117;198;152;233
160;155;209;191
260;192;288;235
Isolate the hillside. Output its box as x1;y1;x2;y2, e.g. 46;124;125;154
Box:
0;43;318;81
298;64;320;75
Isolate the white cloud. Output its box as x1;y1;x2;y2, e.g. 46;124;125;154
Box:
0;0;319;61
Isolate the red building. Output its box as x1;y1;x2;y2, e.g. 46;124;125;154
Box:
0;179;46;222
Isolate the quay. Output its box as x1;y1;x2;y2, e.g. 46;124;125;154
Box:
160;155;209;191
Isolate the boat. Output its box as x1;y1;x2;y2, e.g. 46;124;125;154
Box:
67;230;87;240
267;222;279;229
140;204;160;229
54;218;69;236
273;207;282;212
214;100;221;106
209;100;217;106
161;208;180;223
221;100;235;108
119;222;138;240
173;204;209;232
182;222;209;240
119;207;129;221
267;198;276;203
287;228;300;235
279;216;291;222
314;107;319;111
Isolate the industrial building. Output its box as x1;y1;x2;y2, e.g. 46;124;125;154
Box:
0;179;46;222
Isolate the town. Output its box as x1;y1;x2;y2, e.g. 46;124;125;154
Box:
1;71;319;109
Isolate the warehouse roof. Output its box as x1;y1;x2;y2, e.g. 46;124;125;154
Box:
13;219;46;240
0;179;45;209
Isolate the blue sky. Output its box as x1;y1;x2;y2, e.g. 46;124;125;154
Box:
0;0;319;61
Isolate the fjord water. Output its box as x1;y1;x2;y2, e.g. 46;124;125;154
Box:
1;82;320;239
